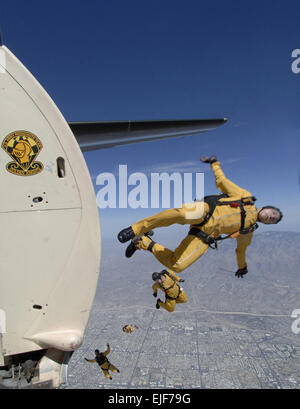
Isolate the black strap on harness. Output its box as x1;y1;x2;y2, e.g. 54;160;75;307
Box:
193;194;256;229
189;227;219;249
189;223;259;249
165;289;182;301
194;194;228;227
161;269;181;300
148;240;156;252
190;194;258;249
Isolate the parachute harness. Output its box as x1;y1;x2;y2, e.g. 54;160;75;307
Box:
189;194;259;249
160;270;182;300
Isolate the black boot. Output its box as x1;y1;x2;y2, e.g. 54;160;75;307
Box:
118;226;135;243
125;231;155;258
125;241;137;258
200;155;217;164
156;299;161;309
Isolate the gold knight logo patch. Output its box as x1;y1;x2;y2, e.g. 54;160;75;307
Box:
2;131;43;176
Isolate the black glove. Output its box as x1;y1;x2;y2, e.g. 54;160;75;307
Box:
153;293;157;298
235;267;248;278
179;279;185;282
200;155;217;164
107;343;110;348
84;358;88;361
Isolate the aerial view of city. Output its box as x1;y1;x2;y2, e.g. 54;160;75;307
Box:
67;232;300;389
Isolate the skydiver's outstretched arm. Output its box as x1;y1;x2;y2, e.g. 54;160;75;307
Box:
235;232;253;270
103;344;110;357
85;358;96;363
211;161;252;199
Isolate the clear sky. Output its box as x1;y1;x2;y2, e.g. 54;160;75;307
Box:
2;0;300;240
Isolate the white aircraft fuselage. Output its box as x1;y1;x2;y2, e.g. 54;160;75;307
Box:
0;45;100;387
0;39;226;388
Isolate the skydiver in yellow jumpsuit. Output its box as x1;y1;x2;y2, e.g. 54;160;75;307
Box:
122;324;139;333
152;270;187;312
118;155;283;277
85;344;119;380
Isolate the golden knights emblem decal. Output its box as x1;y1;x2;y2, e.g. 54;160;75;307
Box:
1;131;43;176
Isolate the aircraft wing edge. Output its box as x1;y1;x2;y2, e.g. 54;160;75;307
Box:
68;118;227;151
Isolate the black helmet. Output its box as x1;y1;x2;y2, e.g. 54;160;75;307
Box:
152;272;163;281
95;349;100;354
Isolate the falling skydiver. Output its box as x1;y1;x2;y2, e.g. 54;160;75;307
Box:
84;344;120;380
122;325;139;333
118;155;283;277
152;269;187;312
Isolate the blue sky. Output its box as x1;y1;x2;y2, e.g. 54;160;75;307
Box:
2;0;300;240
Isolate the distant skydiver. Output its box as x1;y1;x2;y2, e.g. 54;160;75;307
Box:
84;344;119;380
152;269;187;312
122;325;139;333
118;155;283;278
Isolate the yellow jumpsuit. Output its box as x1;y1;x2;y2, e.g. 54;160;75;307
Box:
133;161;258;273
152;270;188;312
86;345;119;379
123;325;138;333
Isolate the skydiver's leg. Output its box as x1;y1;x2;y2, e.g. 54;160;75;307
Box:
141;234;209;273
158;298;176;312
132;203;210;236
102;368;112;379
175;291;188;304
109;364;119;373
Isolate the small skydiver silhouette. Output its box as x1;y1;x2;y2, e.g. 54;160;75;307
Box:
118;155;283;278
152;269;187;312
122;324;139;333
84;344;119;380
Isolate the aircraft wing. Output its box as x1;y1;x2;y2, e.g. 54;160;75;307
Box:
68;119;227;151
